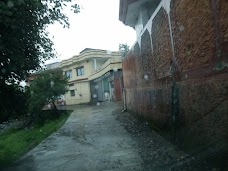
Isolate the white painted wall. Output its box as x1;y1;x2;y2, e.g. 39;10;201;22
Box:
135;10;144;39
65;81;91;105
91;58;109;72
133;0;161;39
46;62;60;69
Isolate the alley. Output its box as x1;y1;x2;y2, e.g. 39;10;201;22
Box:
4;102;212;171
5;103;142;171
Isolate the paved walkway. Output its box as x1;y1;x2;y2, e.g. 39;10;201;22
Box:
5;103;142;171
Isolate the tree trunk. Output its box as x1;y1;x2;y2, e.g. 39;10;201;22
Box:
52;101;59;117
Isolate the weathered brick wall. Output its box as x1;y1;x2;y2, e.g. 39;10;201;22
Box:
171;0;215;71
123;0;228;145
113;71;122;101
152;8;173;79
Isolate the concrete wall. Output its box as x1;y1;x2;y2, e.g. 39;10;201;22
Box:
89;57;122;80
65;81;91;105
62;60;92;81
62;60;92;105
46;62;60;70
123;0;228;146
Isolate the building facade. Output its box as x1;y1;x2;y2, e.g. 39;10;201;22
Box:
61;48;123;105
89;56;123;102
26;48;123;105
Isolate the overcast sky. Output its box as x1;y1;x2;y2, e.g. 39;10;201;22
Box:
46;0;136;64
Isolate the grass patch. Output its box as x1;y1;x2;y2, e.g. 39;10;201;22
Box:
0;110;72;168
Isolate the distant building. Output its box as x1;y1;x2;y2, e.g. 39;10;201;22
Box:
89;55;123;103
26;48;123;105
25;72;39;87
26;62;61;87
61;48;123;105
46;62;61;70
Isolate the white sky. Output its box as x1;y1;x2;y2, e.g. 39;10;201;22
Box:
46;0;136;64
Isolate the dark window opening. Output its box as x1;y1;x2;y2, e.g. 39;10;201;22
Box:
65;70;72;78
69;83;74;87
76;67;84;76
70;90;75;96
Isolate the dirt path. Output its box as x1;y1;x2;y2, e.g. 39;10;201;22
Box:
5;103;142;171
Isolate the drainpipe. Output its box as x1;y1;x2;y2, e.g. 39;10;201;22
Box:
167;6;180;143
122;88;127;112
121;48;127;112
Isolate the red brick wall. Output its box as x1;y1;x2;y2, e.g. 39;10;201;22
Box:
171;0;215;71
153;8;173;79
220;2;228;58
123;0;228;143
114;72;122;101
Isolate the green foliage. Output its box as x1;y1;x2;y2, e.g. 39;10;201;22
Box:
0;110;71;168
29;69;68;119
119;43;130;57
0;0;79;121
0;84;28;123
0;0;80;83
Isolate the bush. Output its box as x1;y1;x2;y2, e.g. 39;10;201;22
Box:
28;69;68;123
0;84;28;123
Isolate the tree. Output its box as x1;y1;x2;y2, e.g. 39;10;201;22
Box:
0;84;28;122
119;43;130;57
0;0;79;120
0;0;80;84
29;69;68;119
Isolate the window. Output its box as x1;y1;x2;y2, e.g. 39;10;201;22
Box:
76;67;84;76
70;90;75;96
65;70;72;78
69;83;74;87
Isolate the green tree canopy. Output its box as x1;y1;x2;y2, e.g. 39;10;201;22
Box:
119;43;130;57
0;0;79;121
0;84;28;122
0;0;80;84
29;69;68;115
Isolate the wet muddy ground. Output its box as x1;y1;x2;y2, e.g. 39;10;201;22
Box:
4;102;216;171
115;107;215;171
4;103;142;171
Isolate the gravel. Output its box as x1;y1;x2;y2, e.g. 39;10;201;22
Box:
0;117;31;134
114;108;216;171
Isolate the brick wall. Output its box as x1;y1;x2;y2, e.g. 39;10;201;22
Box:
123;0;228;146
114;71;123;101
